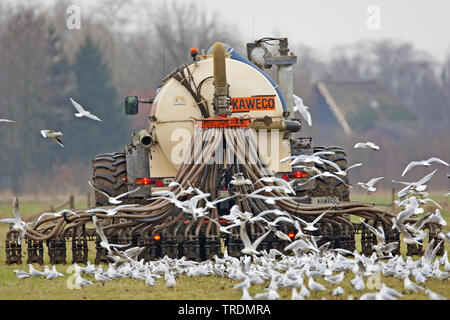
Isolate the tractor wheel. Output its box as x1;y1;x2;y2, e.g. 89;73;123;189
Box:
310;146;351;201
92;152;128;207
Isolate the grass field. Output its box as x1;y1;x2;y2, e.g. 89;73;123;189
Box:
0;193;448;300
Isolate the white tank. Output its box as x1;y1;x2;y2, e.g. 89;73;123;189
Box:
147;55;292;178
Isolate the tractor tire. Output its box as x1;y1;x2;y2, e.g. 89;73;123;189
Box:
310;146;351;202
92;152;128;207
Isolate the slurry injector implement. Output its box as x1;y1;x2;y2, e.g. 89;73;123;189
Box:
4;38;444;264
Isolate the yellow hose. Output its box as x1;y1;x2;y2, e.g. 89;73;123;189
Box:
212;42;227;91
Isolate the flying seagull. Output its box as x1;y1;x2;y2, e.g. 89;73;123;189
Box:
307;171;353;187
294;208;330;231
88;181;141;204
41;130;64;147
0;119;18;124
35;209;80;225
401;157;449;176
0;197;31;245
229;173;252;186
293;94;312;126
354;142;379;151
86;204;139;216
333;163;363;177
240;220;271;256
393;169;437;198
357;177;384;194
69;97;102;122
91;213;131;254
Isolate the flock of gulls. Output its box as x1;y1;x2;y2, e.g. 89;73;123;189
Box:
3;143;450;300
9;231;450;300
1;97;101;148
2;95;450;300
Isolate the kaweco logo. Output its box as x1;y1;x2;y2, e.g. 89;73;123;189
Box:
231;95;276;112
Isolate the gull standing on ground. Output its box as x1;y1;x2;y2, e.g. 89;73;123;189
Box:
401;157;449;176
46;266;64;279
28;264;46;277
95;268;112;283
241;287;253;300
308;277;326;291
357;177;384;194
164;270;176;288
332;286;345;296
354;142;379;150
88;181;141;204
293;94;312;126
13;269;30;279
41;130;64;147
425;289;448;300
74;272;94;288
291;287;305;300
324;272;345;285
403;276;424;293
69;97;103;122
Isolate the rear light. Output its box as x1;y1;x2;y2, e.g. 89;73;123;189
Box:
282;173;289;181
122;177;127;182
153;235;161;241
135;177;171;187
288;171;309;179
288;232;295;239
135;178;148;185
135;177;156;185
155;179;164;187
222;186;227;191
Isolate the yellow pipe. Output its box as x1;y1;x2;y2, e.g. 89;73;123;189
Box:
212;42;227;91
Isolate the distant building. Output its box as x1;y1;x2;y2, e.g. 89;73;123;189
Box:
312;80;415;136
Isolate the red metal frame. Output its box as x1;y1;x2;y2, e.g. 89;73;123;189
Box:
195;115;251;129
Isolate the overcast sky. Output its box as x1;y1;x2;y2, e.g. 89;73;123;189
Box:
203;0;450;61
12;0;450;61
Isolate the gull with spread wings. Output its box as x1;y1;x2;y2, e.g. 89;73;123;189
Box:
240;220;271;256
91;213;131;254
88;181;141;204
41;130;64;147
401;157;448;177
70;97;103;122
